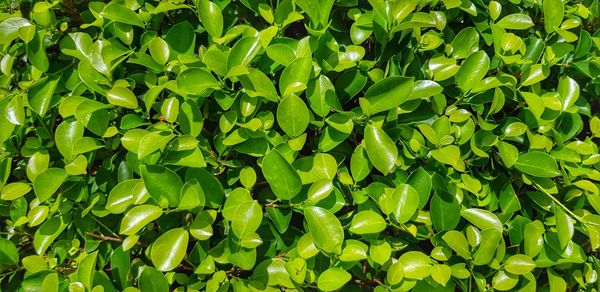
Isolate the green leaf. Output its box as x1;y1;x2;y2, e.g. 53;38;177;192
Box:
228;36;262;72
33;168;68;202
138;131;175;159
504;254;535;275
399;251;433;279
0;18;32;44
456;51;490;92
34;215;69;255
359;76;414;115
0;238;19;265
461;208;503;232
364;125;398;175
177;68;220;94
317;268;351;291
28;76;60;116
107;87;139;109
77;251;97;290
178;179;205;210
266;207;292;233
190;210;216;240
186;169;225;208
524;221;545;257
391;184;419;224
557;76;579;111
5;96;25;125
554;204;574;250
496;13;534;30
497;141;518;168
406;167;432;209
304;206;344;254
430;264;452;286
139;267;169;292
231;200;262;237
543;0;564;33
151;228;189;271
197;0;224;38
493;270;519;291
431;145;463;170
514;151;561;178
499;183;521;214
307;179;334;203
239;68;279;102
106;179;139;214
27;30;49;72
349;210;387;234
276;94;310;137
140;165;181;207
279;57;312;96
451;27;479;59
119;205;163;235
350;145;372;182
472;228;501;265
149;37;170;65
387;261;404;285
431;191;460;231
442;230;471;259
262;150;302;200
285;258;306;283
1;182;31;201
521;64;550;86
266;44;295;66
102;3;145;27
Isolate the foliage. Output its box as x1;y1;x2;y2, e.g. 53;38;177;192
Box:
1;0;600;291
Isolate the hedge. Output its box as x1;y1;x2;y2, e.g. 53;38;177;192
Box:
1;0;600;291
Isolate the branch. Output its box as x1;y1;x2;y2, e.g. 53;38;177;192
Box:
85;232;145;247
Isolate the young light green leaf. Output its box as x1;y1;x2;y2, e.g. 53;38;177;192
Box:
391;184;419;224
107;87;138;109
349;210;387;234
151;228;189;271
504;254;535;275
197;0;223;38
317;268;351;291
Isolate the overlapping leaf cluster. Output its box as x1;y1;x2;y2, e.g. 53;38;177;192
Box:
1;0;600;291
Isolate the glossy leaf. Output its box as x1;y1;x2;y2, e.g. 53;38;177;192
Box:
349;210;387;234
304;206;344;254
276;94;310;137
359;77;414;115
514;151;561;178
151;228;189;271
262;150;302;200
364;125;398;175
197;0;223;38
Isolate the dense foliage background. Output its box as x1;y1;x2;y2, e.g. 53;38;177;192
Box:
1;0;600;290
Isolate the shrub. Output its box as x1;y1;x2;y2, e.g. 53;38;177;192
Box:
1;0;600;291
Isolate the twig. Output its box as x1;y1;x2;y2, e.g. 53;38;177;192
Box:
532;182;583;222
86;232;123;243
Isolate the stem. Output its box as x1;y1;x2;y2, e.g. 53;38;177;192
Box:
0;267;23;278
86;232;122;243
532;182;583;222
89;216;120;238
86;232;146;247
